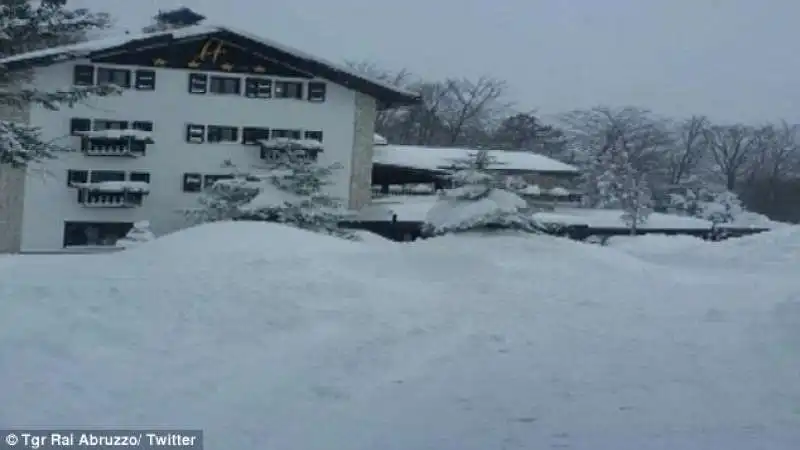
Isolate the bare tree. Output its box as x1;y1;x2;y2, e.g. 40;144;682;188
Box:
437;76;511;146
703;125;758;191
345;60;416;142
560;106;673;174
492;111;567;157
667;115;710;186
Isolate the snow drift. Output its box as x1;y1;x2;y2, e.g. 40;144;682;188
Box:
2;222;800;450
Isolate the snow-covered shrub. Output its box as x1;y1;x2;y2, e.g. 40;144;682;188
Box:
189;143;355;240
423;150;541;236
668;187;748;225
116;221;156;248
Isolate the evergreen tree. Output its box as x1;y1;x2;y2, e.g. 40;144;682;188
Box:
423;150;542;235
190;140;356;239
116;220;155;248
1;0;116;168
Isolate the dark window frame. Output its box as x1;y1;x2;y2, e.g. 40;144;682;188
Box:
129;172;150;183
182;173;203;192
89;170;126;183
67;169;88;186
186;124;206;143
134;69;156;90
132;121;153;132
242;127;271;145
70;118;91;136
209;76;241;95
304;130;323;142
274;81;303;99
93;119;128;131
307;82;326;102
207;125;239;143
188;73;208;94
96;67;131;88
244;77;272;98
272;129;302;140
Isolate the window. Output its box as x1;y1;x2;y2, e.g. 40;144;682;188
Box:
135;70;156;90
94;119;128;131
207;126;239;143
97;68;131;88
73;65;94;86
132;121;153;132
304;130;323;142
90;170;126;183
203;174;234;188
307;82;326;102
67;169;88;186
244;77;271;98
63;221;133;248
209;76;241;95
272;129;301;139
186;124;205;143
70;118;91;136
188;73;208;94
183;173;203;192
274;81;303;99
242;127;270;145
129;172;150;183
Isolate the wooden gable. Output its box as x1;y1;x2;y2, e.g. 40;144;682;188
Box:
90;33;313;78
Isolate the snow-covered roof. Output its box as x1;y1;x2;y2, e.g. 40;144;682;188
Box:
373;145;579;174
0;25;419;107
73;181;150;193
77;129;153;141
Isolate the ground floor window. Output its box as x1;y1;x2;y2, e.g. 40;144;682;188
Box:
63;221;133;247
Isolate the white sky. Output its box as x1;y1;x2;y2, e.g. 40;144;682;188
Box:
72;0;800;124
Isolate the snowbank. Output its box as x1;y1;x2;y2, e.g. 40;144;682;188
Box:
534;207;713;229
3;222;800;449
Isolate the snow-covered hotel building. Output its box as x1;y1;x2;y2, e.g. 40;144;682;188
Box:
0;22;418;252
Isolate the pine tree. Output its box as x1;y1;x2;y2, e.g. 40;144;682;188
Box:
423;150;542;235
190;140;356;239
116;220;155;248
1;0;116;168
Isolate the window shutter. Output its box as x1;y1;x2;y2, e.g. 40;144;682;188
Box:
183;173;203;192
188;73;208;94
308;82;326;102
135;70;156;90
242;127;270;145
186;124;205;143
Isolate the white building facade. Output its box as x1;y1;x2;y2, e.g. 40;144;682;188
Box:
0;25;417;252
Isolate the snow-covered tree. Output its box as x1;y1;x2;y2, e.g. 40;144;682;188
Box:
141;7;206;33
189;140;356;239
667;187;744;225
1;0;116;168
116;220;155;248
584;137;652;233
423;150;541;235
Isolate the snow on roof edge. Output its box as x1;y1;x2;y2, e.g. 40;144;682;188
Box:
0;24;420;101
373;145;580;174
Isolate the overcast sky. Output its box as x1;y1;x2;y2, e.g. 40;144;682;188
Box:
74;0;800;124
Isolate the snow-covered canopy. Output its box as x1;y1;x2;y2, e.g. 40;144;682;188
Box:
373;145;579;174
77;129;153;142
72;181;150;193
373;134;388;146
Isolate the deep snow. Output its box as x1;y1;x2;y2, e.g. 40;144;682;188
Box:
2;222;800;449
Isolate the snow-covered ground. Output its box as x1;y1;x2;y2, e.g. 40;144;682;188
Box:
3;222;800;449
